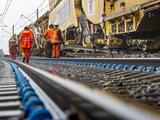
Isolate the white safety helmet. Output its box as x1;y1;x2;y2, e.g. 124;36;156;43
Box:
54;22;59;26
10;39;16;43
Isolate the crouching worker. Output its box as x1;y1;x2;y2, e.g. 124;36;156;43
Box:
9;39;18;60
52;22;64;58
19;27;34;63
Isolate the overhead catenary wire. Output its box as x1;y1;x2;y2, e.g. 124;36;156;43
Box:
0;22;8;27
0;0;10;21
1;0;49;33
14;13;37;30
3;0;51;33
14;13;38;32
0;0;49;35
22;0;46;20
13;11;37;30
39;4;49;14
0;0;13;39
49;0;62;13
14;16;22;27
0;0;13;25
14;0;49;32
37;0;47;10
15;5;48;30
14;0;46;28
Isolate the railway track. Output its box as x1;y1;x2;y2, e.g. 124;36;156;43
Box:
30;57;160;67
1;58;160;120
0;60;61;120
63;51;157;58
62;46;158;58
28;58;160;109
0;61;24;119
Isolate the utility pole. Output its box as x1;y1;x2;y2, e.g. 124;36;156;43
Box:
12;25;14;36
12;25;15;42
36;9;40;33
37;9;39;20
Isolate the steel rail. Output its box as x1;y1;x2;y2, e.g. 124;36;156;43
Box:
19;68;66;120
5;57;160;67
28;57;160;67
10;60;160;120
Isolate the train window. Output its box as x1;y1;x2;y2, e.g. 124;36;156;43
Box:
118;20;125;33
111;22;116;34
126;19;133;32
66;28;77;40
110;0;115;10
120;0;125;7
120;1;125;10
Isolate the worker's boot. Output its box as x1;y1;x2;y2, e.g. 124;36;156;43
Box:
26;59;29;64
22;57;25;63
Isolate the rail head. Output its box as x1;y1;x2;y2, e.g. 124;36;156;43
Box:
9;60;160;120
19;68;66;120
23;57;160;68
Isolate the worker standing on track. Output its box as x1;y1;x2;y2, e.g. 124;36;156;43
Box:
52;22;64;58
43;24;54;58
9;39;18;60
19;27;34;63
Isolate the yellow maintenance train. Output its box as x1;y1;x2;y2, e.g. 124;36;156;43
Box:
49;0;106;48
48;0;160;51
106;0;160;51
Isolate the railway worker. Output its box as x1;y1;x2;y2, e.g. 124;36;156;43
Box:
9;39;18;60
52;22;64;58
19;26;34;63
43;24;54;58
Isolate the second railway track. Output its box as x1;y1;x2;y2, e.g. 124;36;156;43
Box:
29;58;160;109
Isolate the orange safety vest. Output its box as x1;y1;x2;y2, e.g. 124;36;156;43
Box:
19;29;33;48
52;29;60;44
44;28;54;42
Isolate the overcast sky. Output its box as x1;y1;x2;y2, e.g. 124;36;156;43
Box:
0;0;49;54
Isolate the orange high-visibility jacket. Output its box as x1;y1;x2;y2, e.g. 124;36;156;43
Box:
43;28;54;42
19;29;33;48
52;29;63;44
